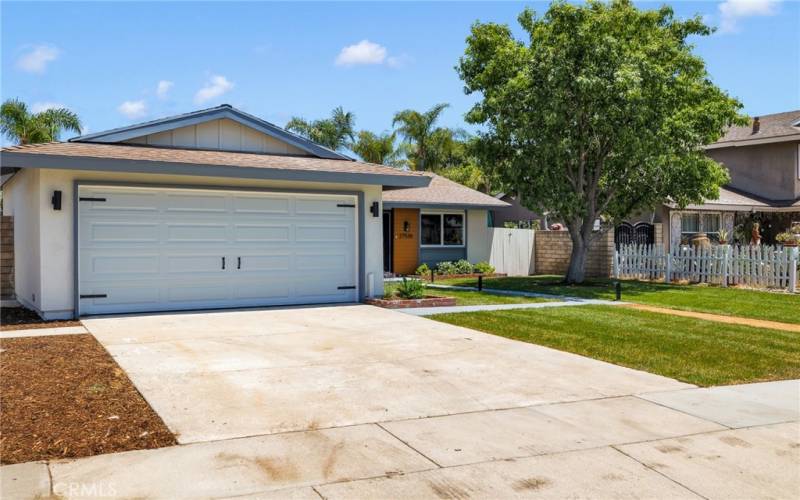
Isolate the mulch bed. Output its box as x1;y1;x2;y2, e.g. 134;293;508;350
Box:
0;334;177;464
1;307;82;331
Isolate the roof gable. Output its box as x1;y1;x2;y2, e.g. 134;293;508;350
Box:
69;104;350;160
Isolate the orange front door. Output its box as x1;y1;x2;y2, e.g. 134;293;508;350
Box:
392;208;419;275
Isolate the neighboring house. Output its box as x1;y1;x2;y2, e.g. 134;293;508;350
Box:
663;110;800;248
490;192;546;229
0;104;443;318
381;173;508;275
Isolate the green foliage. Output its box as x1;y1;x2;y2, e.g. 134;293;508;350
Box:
1;98;82;145
453;259;474;274
458;0;746;282
351;130;405;167
393;103;457;171
414;263;431;276
473;261;495;274
285;106;355;151
435;261;457;275
395;278;426;299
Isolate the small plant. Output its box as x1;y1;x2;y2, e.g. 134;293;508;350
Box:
776;231;800;246
453;259;473;274
435;261;457;275
473;261;495;274
395;278;426;299
717;228;729;244
414;263;431;276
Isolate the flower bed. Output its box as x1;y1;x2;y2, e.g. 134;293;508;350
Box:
419;272;507;281
365;296;457;309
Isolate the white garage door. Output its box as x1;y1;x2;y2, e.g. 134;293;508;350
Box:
78;185;358;315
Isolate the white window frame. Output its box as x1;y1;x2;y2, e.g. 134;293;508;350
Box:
679;211;722;240
420;210;466;248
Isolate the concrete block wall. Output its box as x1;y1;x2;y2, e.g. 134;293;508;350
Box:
1;216;14;299
533;224;663;278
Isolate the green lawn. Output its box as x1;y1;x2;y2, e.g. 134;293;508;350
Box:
436;275;800;324
383;282;551;306
431;305;800;386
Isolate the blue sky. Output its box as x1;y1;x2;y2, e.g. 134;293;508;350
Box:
2;1;798;142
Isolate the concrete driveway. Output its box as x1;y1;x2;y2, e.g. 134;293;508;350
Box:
12;305;797;499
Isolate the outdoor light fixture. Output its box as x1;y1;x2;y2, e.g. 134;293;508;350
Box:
51;190;62;211
370;201;380;217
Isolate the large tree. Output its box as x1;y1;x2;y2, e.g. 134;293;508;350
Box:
1;99;82;145
458;0;745;283
285;106;355;151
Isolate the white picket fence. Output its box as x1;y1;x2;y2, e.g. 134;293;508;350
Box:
614;244;799;292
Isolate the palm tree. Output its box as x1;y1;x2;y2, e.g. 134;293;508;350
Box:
285;106;355;151
351;130;404;166
0;99;81;145
392;103;449;171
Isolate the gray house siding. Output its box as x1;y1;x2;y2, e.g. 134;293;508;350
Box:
707;141;799;201
419;247;467;266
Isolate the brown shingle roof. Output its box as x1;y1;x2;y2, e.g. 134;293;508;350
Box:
711;110;800;146
681;186;800;211
0;142;428;187
382;172;508;208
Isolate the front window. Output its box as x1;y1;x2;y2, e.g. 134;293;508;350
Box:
421;212;464;246
680;212;721;242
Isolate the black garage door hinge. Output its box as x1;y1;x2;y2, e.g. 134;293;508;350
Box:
80;294;107;299
336;204;355;208
79;197;107;202
337;286;356;290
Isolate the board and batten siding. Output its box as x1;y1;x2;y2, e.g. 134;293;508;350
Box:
124;118;307;156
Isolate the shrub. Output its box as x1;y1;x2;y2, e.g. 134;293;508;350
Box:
395;278;426;299
453;259;473;274
473;261;495;274
435;261;457;275
415;263;431;276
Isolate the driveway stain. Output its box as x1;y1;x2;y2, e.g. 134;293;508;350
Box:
512;477;551;491
655;444;685;454
719;436;753;448
215;452;300;482
427;479;470;499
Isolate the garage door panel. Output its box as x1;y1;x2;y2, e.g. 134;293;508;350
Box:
233;224;291;243
87;221;160;243
164;193;227;213
166;223;228;242
79;186;358;315
233;195;290;215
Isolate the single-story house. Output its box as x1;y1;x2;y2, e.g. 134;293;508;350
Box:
0;104;502;319
381;173;508;275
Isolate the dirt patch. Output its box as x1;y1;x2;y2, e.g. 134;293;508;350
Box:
623;303;800;333
0;334;176;464
1;306;82;331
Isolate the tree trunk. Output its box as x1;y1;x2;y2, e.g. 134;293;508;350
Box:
565;223;590;284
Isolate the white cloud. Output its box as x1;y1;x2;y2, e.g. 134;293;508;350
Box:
16;44;60;73
156;80;174;99
194;75;234;104
31;102;66;113
118;100;147;120
718;0;780;33
335;40;387;67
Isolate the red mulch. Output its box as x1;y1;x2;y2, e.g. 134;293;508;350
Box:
0;334;177;464
1;307;82;331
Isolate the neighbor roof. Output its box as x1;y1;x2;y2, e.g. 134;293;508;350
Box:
69;104;351;160
382;172;509;208
0;142;429;188
676;186;800;212
707;110;800;149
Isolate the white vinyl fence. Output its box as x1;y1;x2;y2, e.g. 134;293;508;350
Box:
488;228;535;276
614;244;799;292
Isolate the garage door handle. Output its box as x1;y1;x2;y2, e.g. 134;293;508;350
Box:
237;257;241;269
222;257;226;270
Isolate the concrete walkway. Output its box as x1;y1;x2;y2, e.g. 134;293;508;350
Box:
0;325;87;339
2;306;798;499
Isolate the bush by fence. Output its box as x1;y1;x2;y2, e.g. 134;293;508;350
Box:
614;244;798;292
